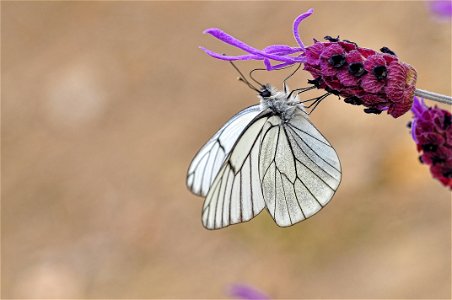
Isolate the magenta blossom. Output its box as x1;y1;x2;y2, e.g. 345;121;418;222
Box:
201;9;418;118
411;97;452;188
303;39;417;118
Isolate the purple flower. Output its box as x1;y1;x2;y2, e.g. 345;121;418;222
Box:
200;9;314;70
429;0;452;19
200;9;418;118
411;97;452;188
229;284;270;300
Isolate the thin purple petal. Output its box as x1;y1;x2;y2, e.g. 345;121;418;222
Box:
229;284;270;300
411;119;418;143
263;44;295;52
411;96;434;145
199;47;262;61
263;57;303;71
200;10;312;70
263;45;303;55
411;96;427;118
293;8;314;50
263;58;272;70
203;28;301;63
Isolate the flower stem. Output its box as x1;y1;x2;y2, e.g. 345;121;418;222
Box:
415;89;452;105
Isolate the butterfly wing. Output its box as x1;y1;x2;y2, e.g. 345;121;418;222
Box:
260;107;342;227
187;105;262;197
202;110;273;229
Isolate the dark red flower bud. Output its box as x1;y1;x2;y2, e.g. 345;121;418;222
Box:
304;40;417;118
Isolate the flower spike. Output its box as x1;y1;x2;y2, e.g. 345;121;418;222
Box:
201;9;451;117
303;39;417;117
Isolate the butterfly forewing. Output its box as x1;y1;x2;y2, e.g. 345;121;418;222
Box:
187;105;262;196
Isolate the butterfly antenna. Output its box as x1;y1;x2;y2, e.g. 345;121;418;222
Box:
283;63;302;93
229;61;260;92
249;68;266;87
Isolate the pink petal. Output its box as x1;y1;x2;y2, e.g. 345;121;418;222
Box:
361;73;385;93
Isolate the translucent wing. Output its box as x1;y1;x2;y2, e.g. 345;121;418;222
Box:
202;112;272;229
187;105;262;196
260;107;341;227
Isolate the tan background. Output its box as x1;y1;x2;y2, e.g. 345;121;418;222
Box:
2;1;451;299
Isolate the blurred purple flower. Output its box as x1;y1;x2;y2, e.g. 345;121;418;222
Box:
429;0;452;18
410;97;452;188
229;284;270;300
200;9;418;118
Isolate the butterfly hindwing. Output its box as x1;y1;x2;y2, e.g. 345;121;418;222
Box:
260;107;342;226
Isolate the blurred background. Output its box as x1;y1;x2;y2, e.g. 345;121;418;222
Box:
2;1;451;299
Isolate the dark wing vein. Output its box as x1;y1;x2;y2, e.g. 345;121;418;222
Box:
287;124;340;173
286;127;338;187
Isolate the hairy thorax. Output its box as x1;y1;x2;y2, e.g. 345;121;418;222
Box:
259;84;304;122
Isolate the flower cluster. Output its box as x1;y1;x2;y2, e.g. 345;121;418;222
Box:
201;9;418;118
411;97;452;188
304;38;417;117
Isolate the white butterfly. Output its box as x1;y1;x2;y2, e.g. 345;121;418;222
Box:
187;82;341;230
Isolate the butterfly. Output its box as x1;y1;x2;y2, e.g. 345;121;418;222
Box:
187;68;342;230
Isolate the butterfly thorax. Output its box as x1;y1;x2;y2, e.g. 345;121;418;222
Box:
258;84;304;122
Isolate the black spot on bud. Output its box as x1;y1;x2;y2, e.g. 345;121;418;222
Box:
443;114;451;130
380;47;397;56
443;170;452;178
364;108;382;114
422;143;438;152
308;77;322;88
373;65;387;80
418;156;424;164
344;96;363;105
407;121;412;128
325;86;340;95
324;35;340;42
348;62;366;77
432;156;446;165
328;54;346;68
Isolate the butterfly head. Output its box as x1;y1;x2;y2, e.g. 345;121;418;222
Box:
258;85;272;98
